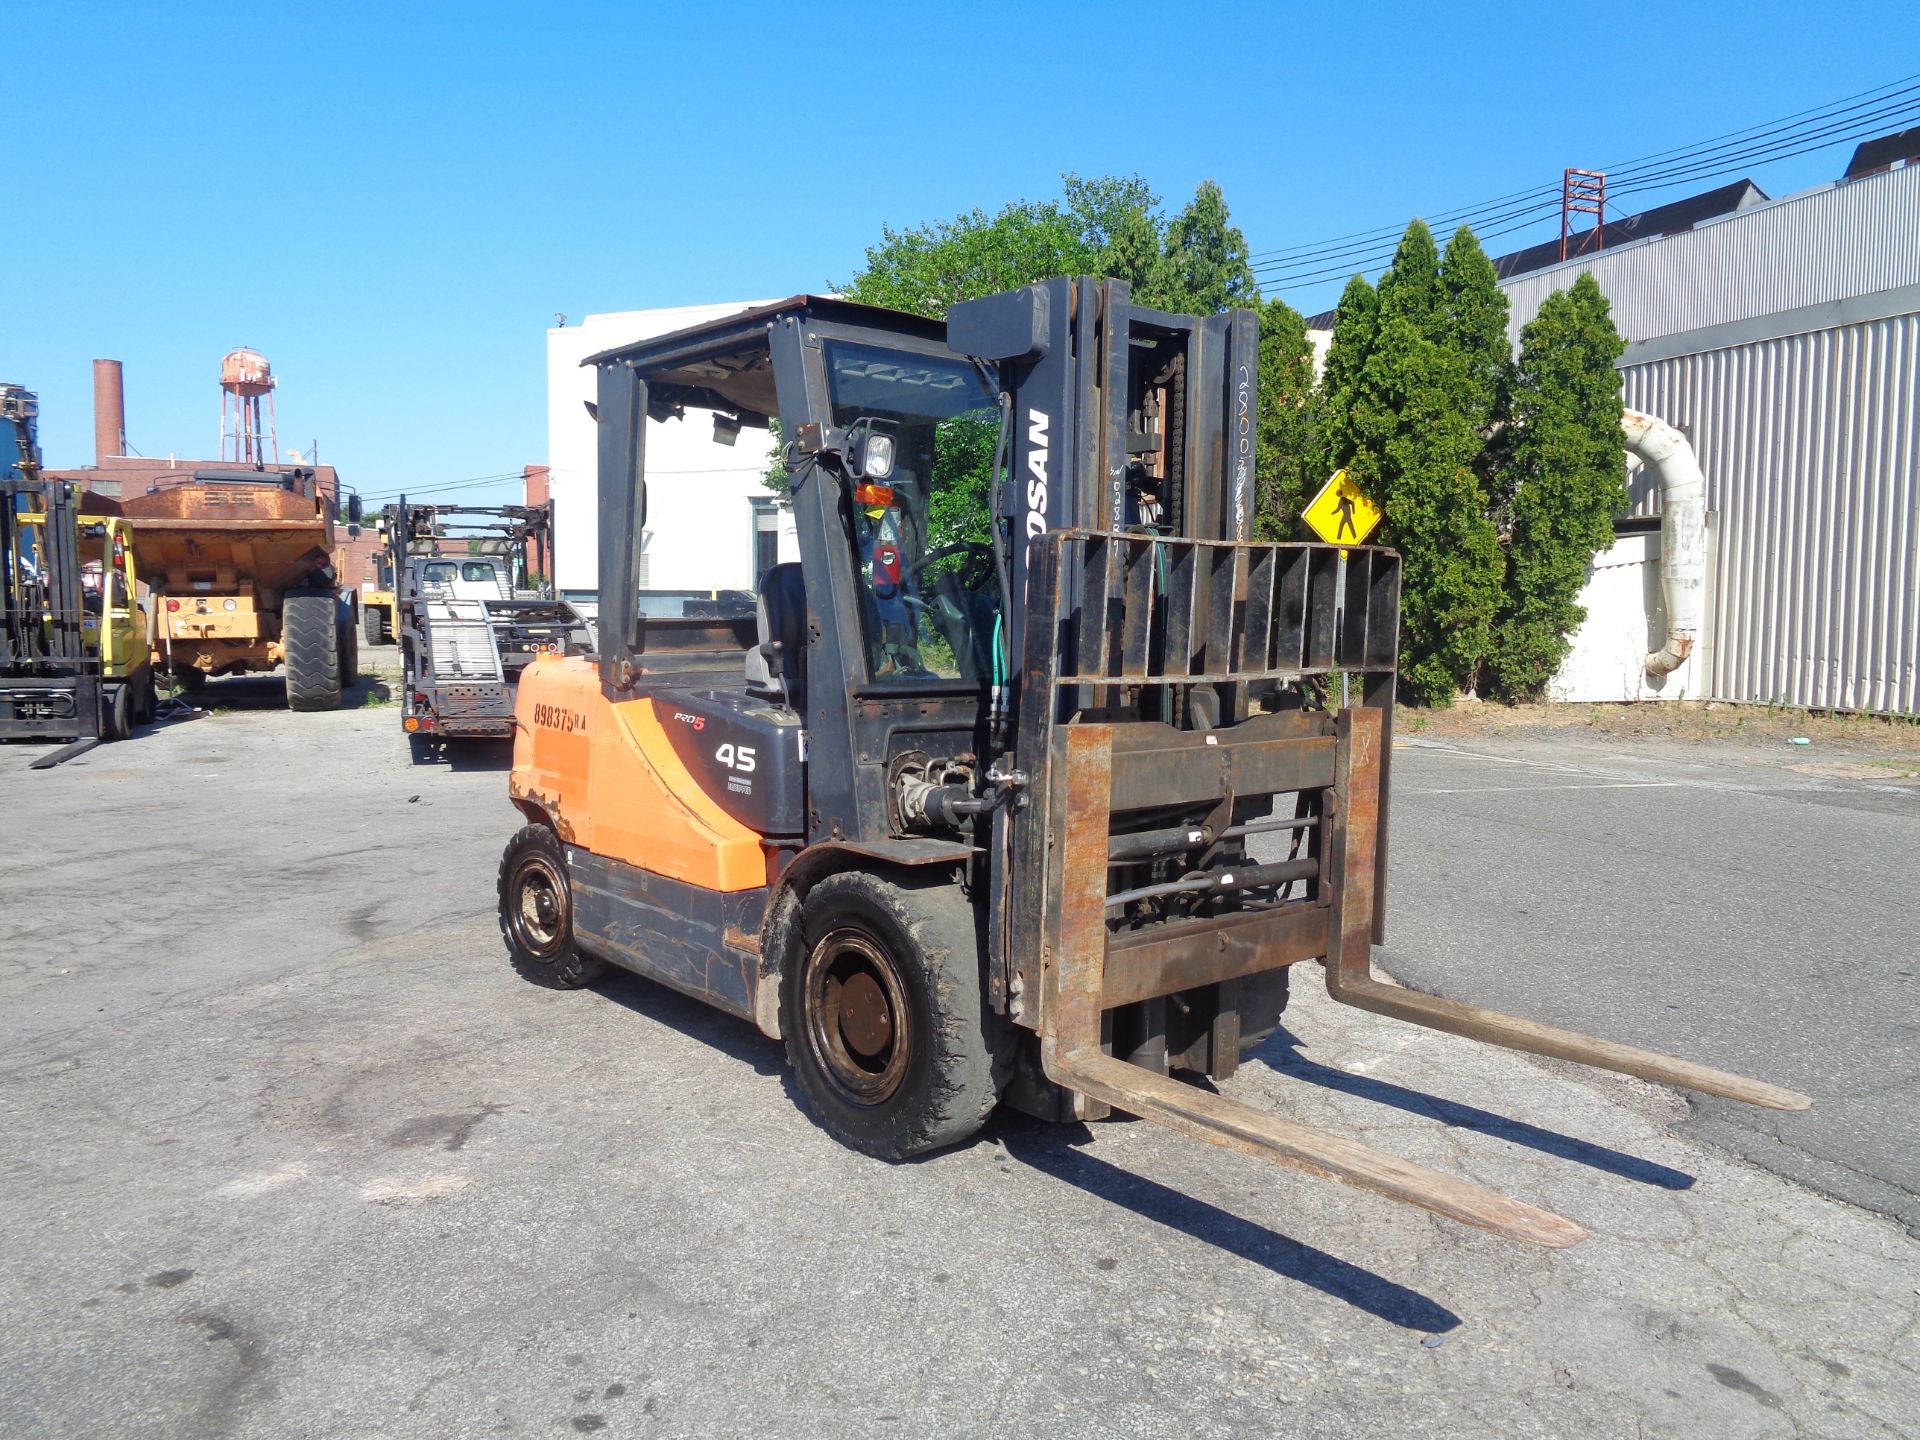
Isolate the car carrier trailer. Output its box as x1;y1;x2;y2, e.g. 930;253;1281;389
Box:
497;281;1808;1248
389;499;589;744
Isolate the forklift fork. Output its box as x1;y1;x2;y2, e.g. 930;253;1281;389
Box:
1320;708;1811;1113
1037;711;1809;1250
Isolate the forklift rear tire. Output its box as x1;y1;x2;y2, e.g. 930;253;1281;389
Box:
783;871;1006;1160
283;588;343;712
364;607;389;645
498;824;607;989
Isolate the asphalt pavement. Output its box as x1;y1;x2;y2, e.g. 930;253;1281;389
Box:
1373;730;1920;1236
1;679;1916;1438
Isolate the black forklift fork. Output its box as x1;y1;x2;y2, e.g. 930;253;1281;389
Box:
1023;531;1808;1248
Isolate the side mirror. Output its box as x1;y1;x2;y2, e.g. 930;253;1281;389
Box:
345;494;364;524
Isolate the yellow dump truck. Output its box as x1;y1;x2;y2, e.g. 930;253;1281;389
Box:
124;467;359;710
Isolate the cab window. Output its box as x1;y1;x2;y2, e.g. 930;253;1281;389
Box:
824;342;1000;683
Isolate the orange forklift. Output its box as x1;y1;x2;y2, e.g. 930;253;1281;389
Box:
497;283;1808;1247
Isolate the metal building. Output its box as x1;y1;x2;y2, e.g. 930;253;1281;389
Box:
1501;159;1918;715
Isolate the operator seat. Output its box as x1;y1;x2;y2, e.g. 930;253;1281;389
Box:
745;561;807;705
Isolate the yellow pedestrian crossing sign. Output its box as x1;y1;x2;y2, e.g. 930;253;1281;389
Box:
1303;469;1382;548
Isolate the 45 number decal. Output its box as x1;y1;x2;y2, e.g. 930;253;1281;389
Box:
715;742;756;773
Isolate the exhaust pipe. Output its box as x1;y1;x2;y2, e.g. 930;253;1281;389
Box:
1620;409;1706;676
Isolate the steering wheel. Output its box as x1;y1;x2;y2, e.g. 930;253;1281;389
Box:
907;540;996;585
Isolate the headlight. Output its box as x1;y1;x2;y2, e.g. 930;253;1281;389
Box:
223;598;237;612
861;432;895;481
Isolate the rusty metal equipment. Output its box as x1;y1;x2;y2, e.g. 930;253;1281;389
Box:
1025;534;1805;1246
124;466;357;709
498;280;1808;1250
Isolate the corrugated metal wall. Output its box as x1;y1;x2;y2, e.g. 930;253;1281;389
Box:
1499;164;1920;346
1620;312;1918;714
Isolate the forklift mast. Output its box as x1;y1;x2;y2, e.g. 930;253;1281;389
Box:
3;385;106;758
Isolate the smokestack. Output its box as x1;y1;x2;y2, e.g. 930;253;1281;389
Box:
92;359;126;465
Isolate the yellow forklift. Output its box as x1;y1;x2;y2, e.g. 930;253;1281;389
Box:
3;384;153;765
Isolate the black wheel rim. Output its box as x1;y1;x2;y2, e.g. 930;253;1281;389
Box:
804;927;912;1107
509;851;569;963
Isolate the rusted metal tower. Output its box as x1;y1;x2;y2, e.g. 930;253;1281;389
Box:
220;348;278;465
1560;169;1607;261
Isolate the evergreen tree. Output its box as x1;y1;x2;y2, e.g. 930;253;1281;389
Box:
1490;274;1629;701
1143;180;1259;315
1314;273;1379;478
1374;218;1444;339
1254;297;1316;534
1363;316;1505;705
1316;219;1504;705
1439;225;1511;438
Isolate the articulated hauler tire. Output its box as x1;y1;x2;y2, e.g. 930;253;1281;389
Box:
782;870;1009;1160
283;588;343;712
336;612;359;692
498;825;608;989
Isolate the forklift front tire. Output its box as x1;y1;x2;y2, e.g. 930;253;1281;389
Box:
783;871;1006;1160
497;824;607;990
103;683;131;742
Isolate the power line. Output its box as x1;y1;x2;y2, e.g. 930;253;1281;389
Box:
1252;101;1919;290
359;471;529;502
1253;103;1919;286
1248;74;1920;288
1248;72;1919;266
1253;94;1920;281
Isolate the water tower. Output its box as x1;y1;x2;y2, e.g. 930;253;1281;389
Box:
220;347;279;465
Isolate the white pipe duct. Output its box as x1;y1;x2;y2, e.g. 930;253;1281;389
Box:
1621;409;1707;677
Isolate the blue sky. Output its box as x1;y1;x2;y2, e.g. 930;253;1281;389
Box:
7;2;1914;502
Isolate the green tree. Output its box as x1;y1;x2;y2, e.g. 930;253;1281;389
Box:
1315;273;1379;477
1063;172;1163;290
1439;224;1511;438
841;174;1259;322
1317;219;1505;705
1255;297;1317;532
838;199;1099;318
1374;218;1443;339
1140;180;1259;315
832;177;1322;547
1490;274;1628;701
1363;317;1505;705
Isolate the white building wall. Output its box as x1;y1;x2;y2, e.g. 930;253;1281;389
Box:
1549;530;1708;703
546;302;796;597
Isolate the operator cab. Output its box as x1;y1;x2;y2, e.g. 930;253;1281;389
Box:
581;296;1014;851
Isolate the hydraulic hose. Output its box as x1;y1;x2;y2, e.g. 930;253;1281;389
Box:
987;390;1015;750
